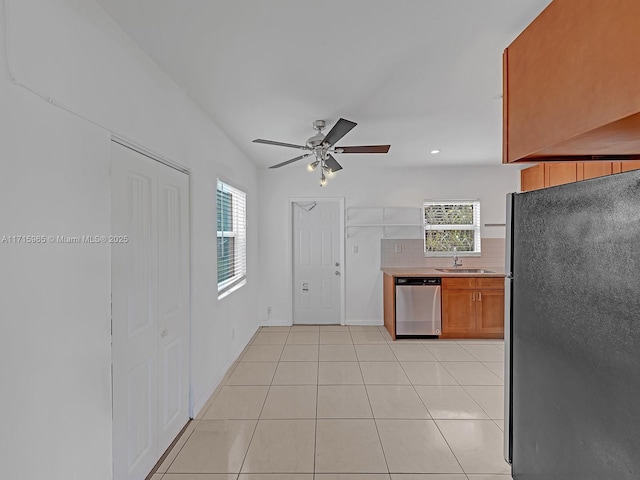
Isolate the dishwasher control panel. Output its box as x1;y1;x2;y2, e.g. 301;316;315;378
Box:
395;277;441;286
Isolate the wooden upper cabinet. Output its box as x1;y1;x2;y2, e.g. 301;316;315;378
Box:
544;163;577;187
503;0;640;164
578;162;613;181
617;161;640;173
520;163;544;191
520;160;640;191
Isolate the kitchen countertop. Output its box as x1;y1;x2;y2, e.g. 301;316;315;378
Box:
381;267;506;277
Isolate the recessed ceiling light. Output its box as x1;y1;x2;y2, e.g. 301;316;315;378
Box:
430;149;441;154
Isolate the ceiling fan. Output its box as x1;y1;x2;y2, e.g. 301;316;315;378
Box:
253;118;391;186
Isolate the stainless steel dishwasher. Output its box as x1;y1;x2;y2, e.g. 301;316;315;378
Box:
395;277;442;337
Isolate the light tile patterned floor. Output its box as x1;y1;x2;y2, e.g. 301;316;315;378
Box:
152;325;512;480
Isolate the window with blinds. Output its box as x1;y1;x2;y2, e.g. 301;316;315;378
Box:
217;180;247;296
423;200;481;255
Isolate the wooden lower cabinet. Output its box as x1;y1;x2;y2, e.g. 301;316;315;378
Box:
476;288;505;336
383;274;504;340
441;277;504;339
441;289;476;336
383;273;397;340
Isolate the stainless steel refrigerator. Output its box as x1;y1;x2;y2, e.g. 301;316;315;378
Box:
504;169;640;479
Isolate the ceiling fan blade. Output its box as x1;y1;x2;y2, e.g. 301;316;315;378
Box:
253;139;308;150
322;118;357;147
269;153;312;169
324;154;343;172
337;145;391;154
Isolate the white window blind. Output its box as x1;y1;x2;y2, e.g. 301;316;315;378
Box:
423;200;481;255
217;180;247;296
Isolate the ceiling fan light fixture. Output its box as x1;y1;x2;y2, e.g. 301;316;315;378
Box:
255;118;390;186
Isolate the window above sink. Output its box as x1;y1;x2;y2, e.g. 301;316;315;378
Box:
423;200;481;257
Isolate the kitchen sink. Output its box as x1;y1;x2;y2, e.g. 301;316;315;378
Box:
435;268;495;274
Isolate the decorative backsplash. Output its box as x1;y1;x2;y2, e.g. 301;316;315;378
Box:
381;238;506;269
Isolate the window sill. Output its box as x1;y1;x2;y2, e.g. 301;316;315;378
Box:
217;279;247;300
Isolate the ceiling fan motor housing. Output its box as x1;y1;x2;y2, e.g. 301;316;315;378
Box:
306;133;326;149
307;120;327;148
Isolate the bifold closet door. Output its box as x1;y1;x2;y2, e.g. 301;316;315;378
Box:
111;142;189;480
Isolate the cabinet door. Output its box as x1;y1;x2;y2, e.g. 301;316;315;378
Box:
503;0;640;163
520;164;545;192
441;289;476;337
544;163;577;187
578;162;613;181
476;289;505;337
618;161;640;173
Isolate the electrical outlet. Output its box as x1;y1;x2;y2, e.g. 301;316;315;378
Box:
394;244;402;253
267;306;272;315
353;245;358;254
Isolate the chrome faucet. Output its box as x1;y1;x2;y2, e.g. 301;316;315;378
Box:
452;246;463;268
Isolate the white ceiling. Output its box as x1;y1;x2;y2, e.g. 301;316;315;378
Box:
94;0;551;169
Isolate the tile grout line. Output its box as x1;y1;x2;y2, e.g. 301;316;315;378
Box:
161;328;270;475
235;326;288;476
393;348;470;475
313;338;320;475
357;343;392;476
392;344;439;424
459;383;505;425
428;371;472;477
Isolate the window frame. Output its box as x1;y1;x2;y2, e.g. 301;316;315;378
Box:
216;179;247;298
423;199;481;257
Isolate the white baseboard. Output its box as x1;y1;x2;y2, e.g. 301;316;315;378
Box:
191;324;260;418
261;319;292;327
261;319;384;328
346;319;384;326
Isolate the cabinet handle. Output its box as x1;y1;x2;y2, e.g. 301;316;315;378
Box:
478;292;482;302
472;292;475;301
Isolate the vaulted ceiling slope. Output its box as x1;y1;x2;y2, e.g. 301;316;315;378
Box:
95;0;551;168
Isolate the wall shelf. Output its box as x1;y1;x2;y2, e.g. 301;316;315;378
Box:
346;207;423;238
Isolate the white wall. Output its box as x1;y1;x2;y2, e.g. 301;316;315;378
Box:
258;164;520;324
0;1;259;479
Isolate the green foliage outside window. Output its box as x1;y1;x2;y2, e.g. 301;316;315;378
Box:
424;201;480;254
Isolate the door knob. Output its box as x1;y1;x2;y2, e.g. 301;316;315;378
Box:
335;271;341;276
335;262;340;267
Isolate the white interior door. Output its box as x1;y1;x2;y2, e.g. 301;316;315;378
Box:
156;158;190;453
292;200;343;325
111;142;190;480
